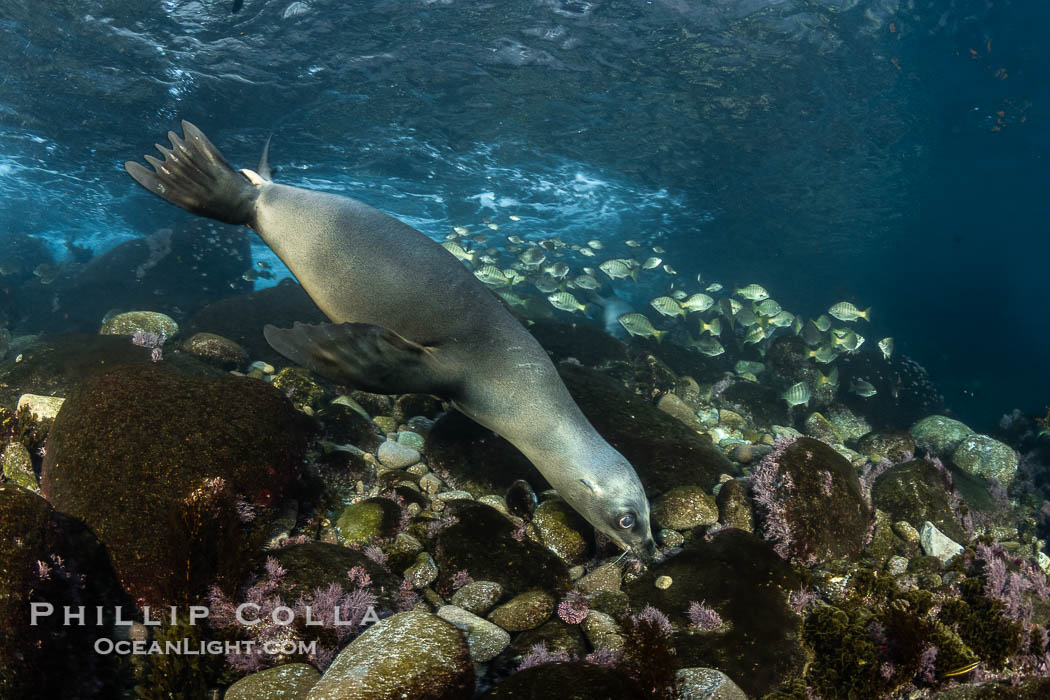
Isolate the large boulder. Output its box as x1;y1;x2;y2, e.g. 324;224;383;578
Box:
306;610;474;700
0;484;122;698
40;364;313;607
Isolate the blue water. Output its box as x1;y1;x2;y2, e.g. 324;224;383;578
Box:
1;0;1047;430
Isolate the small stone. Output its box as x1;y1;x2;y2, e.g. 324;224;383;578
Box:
419;472;442;494
406;463;429;476
1;442;38;491
377;439;420;468
951;434;1019;486
717;409;746;431
919;521;963;563
533;499;591;564
654;575;673;590
396;430;426;451
16;394;65;422
803;412;842;444
373;415;399;434
336;501;388;544
248;360;275;374
405;552;439;589
771;425;802;441
180;332;248;370
434;490;474;501
99;310;178;339
715;480;754;534
651;485;718;530
886;555;909;576
674;667;748;700
657;529;685;547
226;662;320;699
1038;551;1050;576
696;405;720;426
581;610;624;651
728;443;771;464
487;590;555;632
568;565;585;580
575;562;622;595
826;404;871;443
476;494;510;514
892;520;921;544
657;392;700;426
451;580;503;616
437;605;511;663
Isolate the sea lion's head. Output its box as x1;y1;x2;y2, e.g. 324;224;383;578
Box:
564;455;657;561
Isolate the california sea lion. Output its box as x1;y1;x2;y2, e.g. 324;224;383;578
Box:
125;121;656;558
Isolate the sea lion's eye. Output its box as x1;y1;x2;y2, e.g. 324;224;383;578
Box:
618;513;635;529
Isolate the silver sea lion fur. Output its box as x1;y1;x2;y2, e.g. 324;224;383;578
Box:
125;120;656;558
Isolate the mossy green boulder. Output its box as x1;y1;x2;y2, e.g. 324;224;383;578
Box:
40;364;313;608
306;610;474;700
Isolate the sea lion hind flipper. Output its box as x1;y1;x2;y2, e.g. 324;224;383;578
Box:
263;321;451;396
124;120;257;226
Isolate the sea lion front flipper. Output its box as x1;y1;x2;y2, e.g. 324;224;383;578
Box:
263;321;453;396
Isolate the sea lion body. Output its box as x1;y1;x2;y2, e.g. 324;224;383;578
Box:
125;121;655;557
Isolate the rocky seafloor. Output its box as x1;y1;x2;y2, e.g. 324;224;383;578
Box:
3;281;1050;699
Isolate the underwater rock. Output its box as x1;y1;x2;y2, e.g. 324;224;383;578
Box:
532;498;593;564
803;411;842;444
316;402;382;452
0;484;122;699
392;393;444;423
396;429;426;451
919;520;964;562
726;442;771;464
626;529;803;697
487;590;556;632
478;661;643;699
857;430;915;462
651;485;719;530
910;414;975;457
657;392;701;427
825;403;871;443
377;438;421;469
271;367;327;411
16;393;65;422
750;436;871;564
437;605;512;663
0;441;37;491
451;580;504;616
673;667;748;700
434;501;570;598
306;610;474;700
225;662;320;699
838;352;944;430
504;618;590;663
528;319;629;368
717;377;790;428
99;310;178;339
180;280;327;368
39;363;313;608
180;332;248;370
575;562;622;595
406;552;440;590
268;542;399;610
951;434;1018;486
0;333;224;410
558;364;733;494
425;410;550;494
42;222;252;334
871;458;967;542
336;498;402;545
580;610;624;651
715;479;754;533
